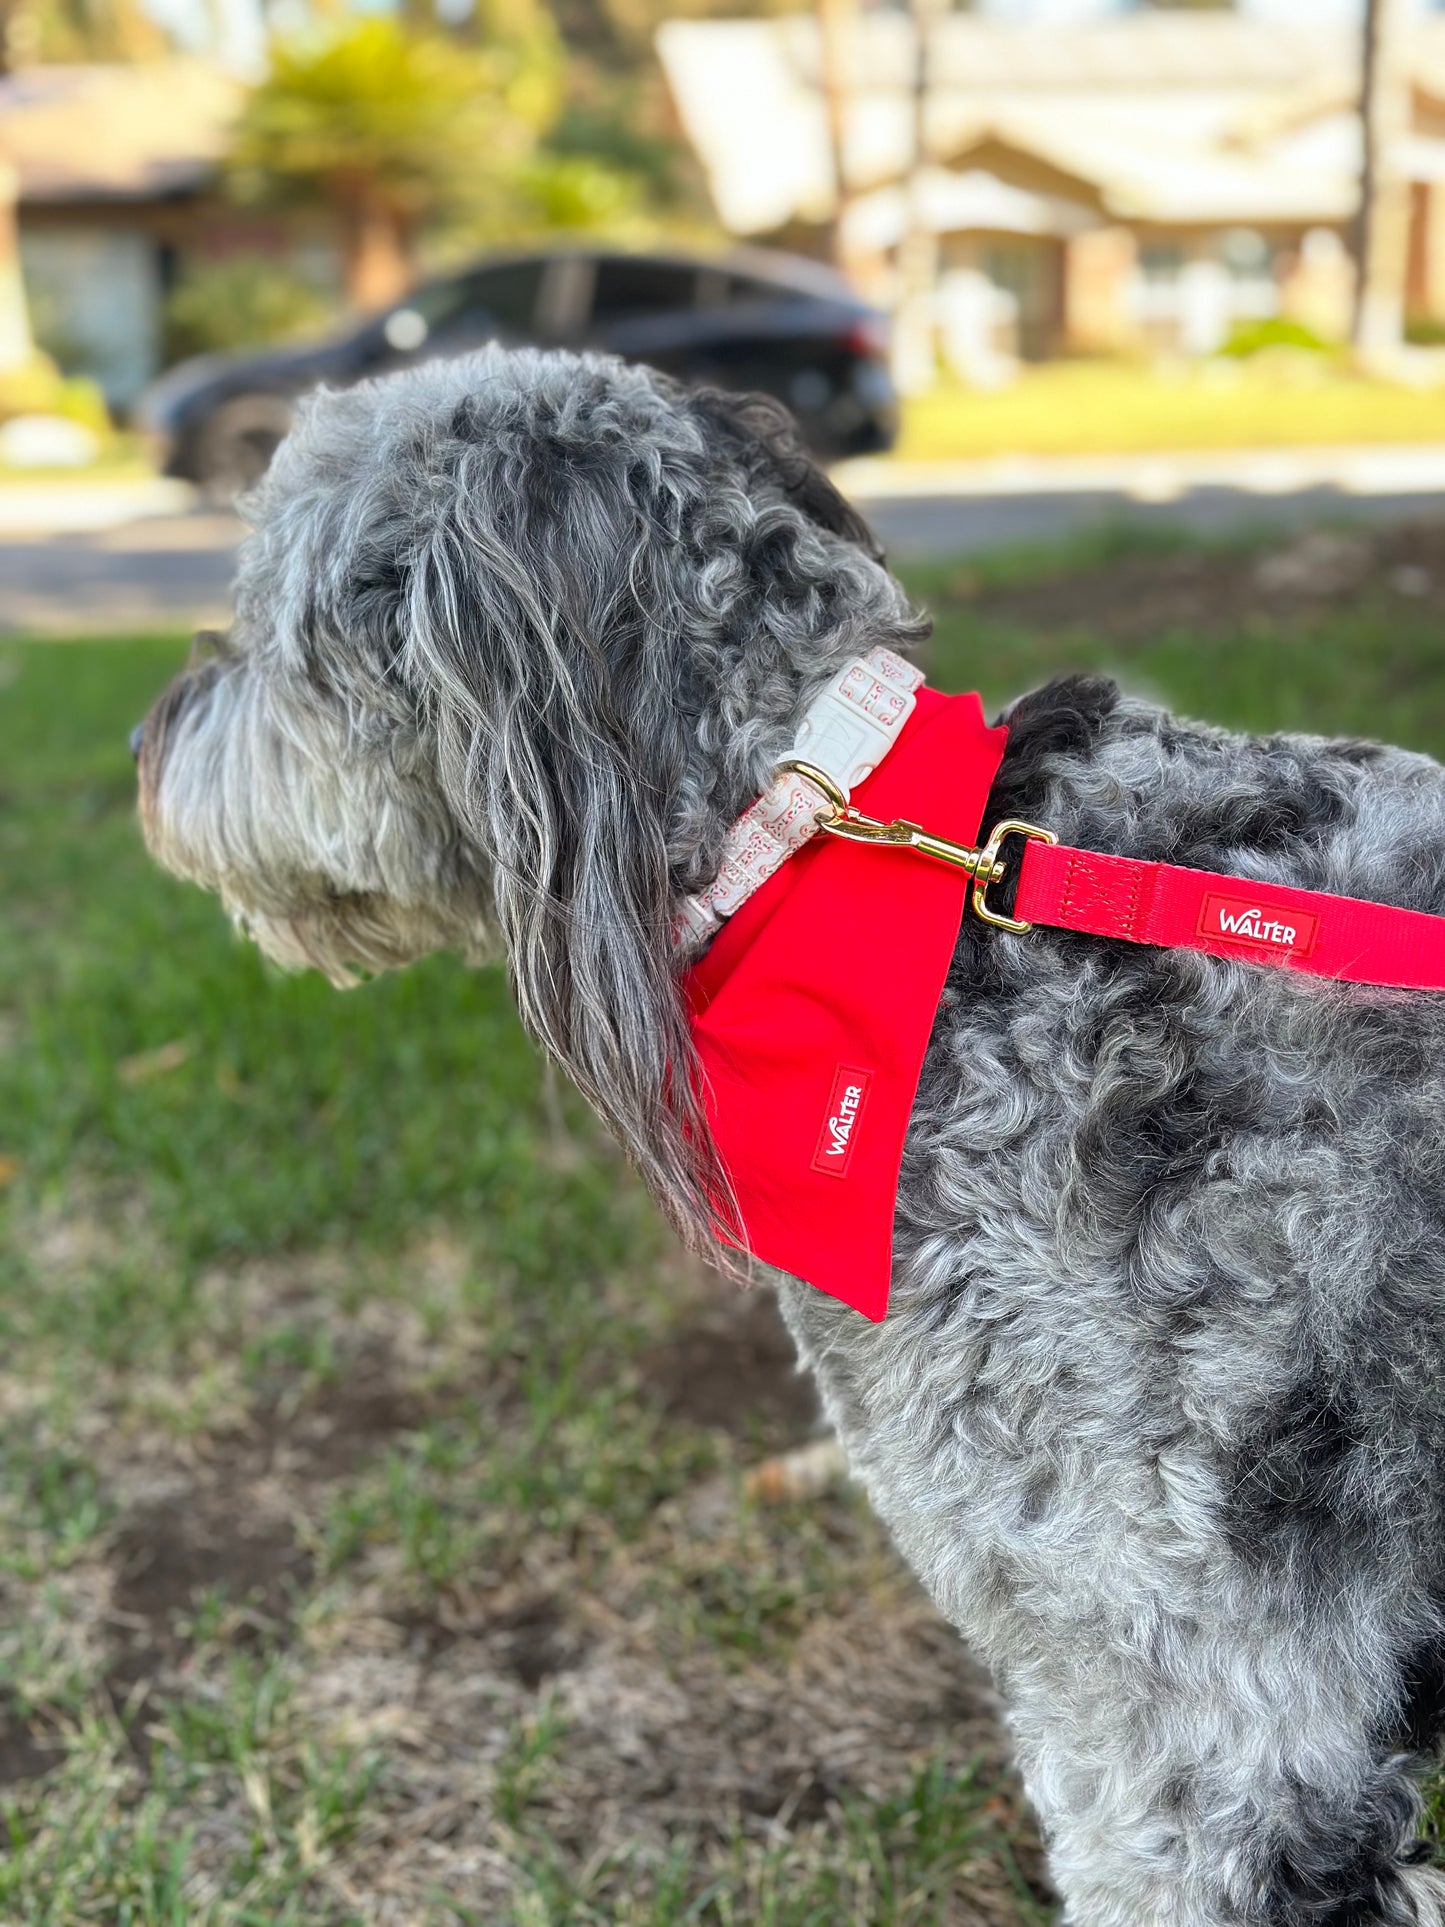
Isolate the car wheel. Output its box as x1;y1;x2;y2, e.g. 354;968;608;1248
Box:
195;393;295;501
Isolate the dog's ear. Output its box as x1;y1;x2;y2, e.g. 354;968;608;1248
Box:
401;412;730;1264
688;387;885;565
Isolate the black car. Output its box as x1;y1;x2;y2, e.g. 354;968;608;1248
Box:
136;245;897;495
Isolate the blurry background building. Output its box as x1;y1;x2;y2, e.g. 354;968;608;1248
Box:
0;62;265;406
658;10;1445;381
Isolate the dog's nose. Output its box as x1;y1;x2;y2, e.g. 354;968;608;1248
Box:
129;723;145;761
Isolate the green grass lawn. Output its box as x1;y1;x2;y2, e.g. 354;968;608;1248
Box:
897;360;1445;462
4;525;1445;1923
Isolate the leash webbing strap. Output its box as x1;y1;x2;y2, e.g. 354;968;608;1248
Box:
1014;840;1445;992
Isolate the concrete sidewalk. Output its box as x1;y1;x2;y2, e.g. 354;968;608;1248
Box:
0;477;196;536
833;443;1445;504
831;444;1445;559
4;444;1445;633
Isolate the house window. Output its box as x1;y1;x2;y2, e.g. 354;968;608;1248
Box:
1140;245;1185;286
982;242;1062;358
20;226;161;407
1220;228;1273;280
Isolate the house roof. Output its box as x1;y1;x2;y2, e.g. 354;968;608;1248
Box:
952;111;1361;226
657;13;1445;240
785;13;1355;96
0;62;241;203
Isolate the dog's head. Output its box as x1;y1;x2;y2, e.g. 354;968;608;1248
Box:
136;345;922;1250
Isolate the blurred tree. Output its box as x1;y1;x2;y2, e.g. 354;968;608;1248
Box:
0;0;170;71
1138;1;1234;9
227;16;562;306
817;0;860;269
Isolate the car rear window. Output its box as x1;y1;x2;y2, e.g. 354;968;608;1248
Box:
589;259;699;323
719;274;792;308
465;262;544;332
413;262;542;335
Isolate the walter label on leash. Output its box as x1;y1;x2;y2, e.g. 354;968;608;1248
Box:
135;345;1445;1926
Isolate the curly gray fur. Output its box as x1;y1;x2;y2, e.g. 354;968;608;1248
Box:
137;344;1445;1924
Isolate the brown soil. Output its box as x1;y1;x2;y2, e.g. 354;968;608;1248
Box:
111;1495;309;1629
0;1710;61;1788
641;1287;819;1445
944;521;1445;645
268;1359;434;1482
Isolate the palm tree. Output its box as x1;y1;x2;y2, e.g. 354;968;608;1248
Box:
228;16;561;307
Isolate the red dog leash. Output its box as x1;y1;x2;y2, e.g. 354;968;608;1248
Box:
1012;840;1445;992
811;778;1445;995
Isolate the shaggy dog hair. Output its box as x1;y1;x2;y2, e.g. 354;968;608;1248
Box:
136;345;1445;1926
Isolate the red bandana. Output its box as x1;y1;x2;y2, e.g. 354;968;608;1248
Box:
683;689;1008;1322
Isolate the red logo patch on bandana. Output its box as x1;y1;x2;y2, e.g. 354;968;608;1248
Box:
810;1065;873;1178
1199;894;1320;957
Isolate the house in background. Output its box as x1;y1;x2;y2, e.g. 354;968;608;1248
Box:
0;62;334;407
657;12;1445;375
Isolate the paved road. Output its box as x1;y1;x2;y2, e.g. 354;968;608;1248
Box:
846;443;1445;558
1;511;243;637
869;481;1445;559
5;448;1445;635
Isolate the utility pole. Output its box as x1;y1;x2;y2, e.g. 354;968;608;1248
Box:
816;0;860;276
1353;0;1412;364
0;162;33;376
892;0;946;395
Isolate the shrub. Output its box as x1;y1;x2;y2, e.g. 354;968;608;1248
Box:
163;258;337;365
1218;317;1336;360
0;354;110;431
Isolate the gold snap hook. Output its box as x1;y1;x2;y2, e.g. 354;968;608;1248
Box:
970;819;1057;933
776;761;1055;932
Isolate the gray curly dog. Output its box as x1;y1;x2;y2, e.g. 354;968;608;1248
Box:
135;344;1445;1925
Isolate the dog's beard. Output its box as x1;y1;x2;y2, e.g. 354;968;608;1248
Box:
140;660;494;987
226;891;493;987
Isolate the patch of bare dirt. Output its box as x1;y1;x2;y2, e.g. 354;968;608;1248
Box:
110;1488;310;1629
945;518;1445;645
641;1288;819;1446
487;1593;578;1689
262;1357;435;1483
0;1709;61;1787
390;1589;587;1689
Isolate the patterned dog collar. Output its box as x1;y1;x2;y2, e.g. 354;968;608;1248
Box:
671;648;924;958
